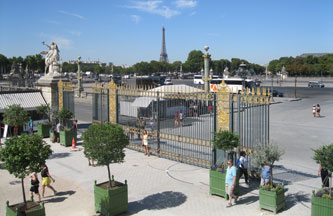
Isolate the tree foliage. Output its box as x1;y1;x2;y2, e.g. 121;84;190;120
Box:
268;54;333;76
36;104;51;122
252;143;284;184
313;144;333;172
0;134;52;203
213;130;240;151
3;104;29;127
82;123;129;185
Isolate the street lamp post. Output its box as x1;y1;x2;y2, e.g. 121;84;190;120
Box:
203;45;211;93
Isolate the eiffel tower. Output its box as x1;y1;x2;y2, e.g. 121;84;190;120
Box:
159;27;169;63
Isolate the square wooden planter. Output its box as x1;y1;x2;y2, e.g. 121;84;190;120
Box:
311;191;333;216
94;178;128;216
37;124;52;138
60;130;77;147
259;188;286;214
6;200;45;216
210;169;227;198
210;168;240;199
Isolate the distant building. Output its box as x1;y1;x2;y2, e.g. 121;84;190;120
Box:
67;60;106;67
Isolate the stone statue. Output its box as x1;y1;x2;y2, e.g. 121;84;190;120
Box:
42;41;60;76
223;66;229;78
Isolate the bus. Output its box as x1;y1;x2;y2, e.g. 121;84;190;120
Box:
193;75;204;85
210;78;255;93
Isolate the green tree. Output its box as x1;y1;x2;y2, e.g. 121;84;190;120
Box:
213;130;240;166
3;104;30;136
184;50;204;73
252;143;284;185
58;108;73;129
36;104;51;122
0;134;52;204
82;123;129;187
313;144;333;197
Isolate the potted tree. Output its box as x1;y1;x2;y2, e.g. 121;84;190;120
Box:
82;123;129;216
58;108;76;147
312;144;333;216
3;104;29;136
36;104;52;138
0;134;52;216
253;143;285;214
210;130;240;199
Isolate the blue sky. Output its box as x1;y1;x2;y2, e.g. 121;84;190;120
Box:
0;0;332;66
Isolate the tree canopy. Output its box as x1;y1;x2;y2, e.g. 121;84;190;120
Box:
313;144;333;172
3;104;30;127
268;54;333;76
82;123;129;186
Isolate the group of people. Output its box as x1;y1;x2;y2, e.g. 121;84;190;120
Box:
174;111;185;127
29;164;57;202
312;104;321;117
225;151;271;207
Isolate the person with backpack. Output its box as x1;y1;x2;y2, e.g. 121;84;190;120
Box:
30;172;41;202
238;151;249;185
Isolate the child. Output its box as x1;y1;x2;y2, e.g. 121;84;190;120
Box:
312;105;316;117
261;163;271;186
30;172;41;202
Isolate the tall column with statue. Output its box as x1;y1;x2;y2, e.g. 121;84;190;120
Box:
203;46;211;93
77;56;84;97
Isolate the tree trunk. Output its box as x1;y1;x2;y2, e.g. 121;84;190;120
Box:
107;164;112;188
21;178;26;204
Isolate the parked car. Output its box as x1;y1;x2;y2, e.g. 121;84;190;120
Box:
308;81;324;88
271;89;284;97
164;78;173;85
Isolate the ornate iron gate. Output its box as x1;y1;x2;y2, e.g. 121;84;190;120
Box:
94;80;270;168
58;80;75;114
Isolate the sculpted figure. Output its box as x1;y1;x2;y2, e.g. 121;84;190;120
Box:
42;41;60;75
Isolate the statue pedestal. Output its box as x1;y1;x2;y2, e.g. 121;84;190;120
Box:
36;75;67;108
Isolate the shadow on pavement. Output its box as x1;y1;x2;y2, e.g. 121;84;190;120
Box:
49;152;71;159
284;191;311;211
273;165;318;185
43;190;76;203
128;191;187;214
236;195;258;205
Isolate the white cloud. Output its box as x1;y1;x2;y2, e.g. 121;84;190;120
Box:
174;0;197;8
57;10;86;20
131;15;141;23
69;30;82;37
126;1;180;19
189;11;196;16
39;32;72;49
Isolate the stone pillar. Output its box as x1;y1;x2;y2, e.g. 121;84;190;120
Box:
203;46;211;93
36;77;64;109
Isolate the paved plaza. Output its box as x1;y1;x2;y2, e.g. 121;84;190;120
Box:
1;92;333;216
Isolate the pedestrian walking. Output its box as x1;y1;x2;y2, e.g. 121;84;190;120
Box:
41;164;57;197
316;104;321;117
174;112;179;127
179;111;184;127
56;121;62;143
261;163;271;186
318;164;330;187
312;104;316;117
28;118;33;134
238;151;249;185
150;119;154;131
142;130;150;156
29;172;41;202
73;119;78;131
225;159;238;207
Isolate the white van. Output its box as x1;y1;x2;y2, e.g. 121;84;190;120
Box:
193;75;204;85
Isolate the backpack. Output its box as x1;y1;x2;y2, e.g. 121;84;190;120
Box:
236;159;240;167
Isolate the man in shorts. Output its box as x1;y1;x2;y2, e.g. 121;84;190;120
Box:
225;159;238;207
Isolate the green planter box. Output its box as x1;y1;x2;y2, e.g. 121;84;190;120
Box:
210;168;240;199
94;178;128;216
259;188;286;214
60;130;77;147
6;200;45;216
311;191;333;216
37;124;52;138
210;169;227;198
